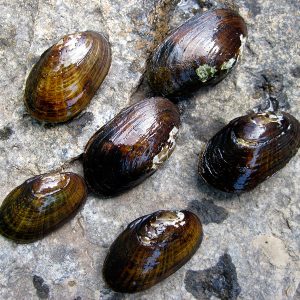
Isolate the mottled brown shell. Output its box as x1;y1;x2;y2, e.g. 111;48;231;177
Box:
0;172;87;243
147;9;247;97
103;210;203;293
24;31;111;123
199;112;300;193
83;97;180;196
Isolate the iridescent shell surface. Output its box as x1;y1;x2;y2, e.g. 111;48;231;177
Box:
0;172;87;243
103;210;203;293
199;112;300;193
24;31;111;123
147;9;247;97
83;97;180;196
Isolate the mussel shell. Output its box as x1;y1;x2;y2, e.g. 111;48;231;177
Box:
147;9;247;97
0;172;87;243
103;210;203;293
83;97;180;196
24;31;111;123
199;112;300;193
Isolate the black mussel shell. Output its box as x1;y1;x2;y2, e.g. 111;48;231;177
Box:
83;97;180;196
199;111;300;192
147;8;247;97
0;172;87;243
103;210;203;293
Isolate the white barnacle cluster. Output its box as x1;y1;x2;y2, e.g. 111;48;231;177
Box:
221;57;236;71
195;64;217;82
57;33;92;69
152;127;179;170
139;211;186;246
151;211;186;230
235;137;258;147
266;112;284;124
252;112;284;126
238;34;247;57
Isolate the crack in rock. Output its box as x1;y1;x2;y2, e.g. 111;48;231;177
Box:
293;282;300;299
148;0;180;51
130;0;180;102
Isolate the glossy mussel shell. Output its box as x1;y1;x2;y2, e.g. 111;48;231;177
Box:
83;97;180;196
25;31;111;123
199;112;300;193
0;172;87;243
147;9;247;97
103;210;203;293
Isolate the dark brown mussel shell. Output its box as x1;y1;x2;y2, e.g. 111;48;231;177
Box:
0;172;87;243
83;97;180;196
147;9;247;97
25;31;111;123
103;210;203;293
199;112;300;193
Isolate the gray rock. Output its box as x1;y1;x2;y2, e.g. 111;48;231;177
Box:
0;0;299;299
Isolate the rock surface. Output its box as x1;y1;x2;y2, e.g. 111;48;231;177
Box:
0;0;299;299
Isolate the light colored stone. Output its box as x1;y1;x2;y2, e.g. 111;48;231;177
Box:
252;235;291;269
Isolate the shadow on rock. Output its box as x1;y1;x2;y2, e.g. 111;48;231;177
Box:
187;199;229;224
184;253;241;300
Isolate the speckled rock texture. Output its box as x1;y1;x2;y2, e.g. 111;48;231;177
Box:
0;0;299;299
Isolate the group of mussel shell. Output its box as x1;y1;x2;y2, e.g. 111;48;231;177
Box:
1;8;300;293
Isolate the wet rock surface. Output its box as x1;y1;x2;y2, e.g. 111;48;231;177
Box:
0;0;299;299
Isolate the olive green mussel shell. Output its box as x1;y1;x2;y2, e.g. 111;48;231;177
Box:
0;172;87;243
24;31;111;123
83;97;180;196
199;111;300;193
103;210;203;293
147;9;247;97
